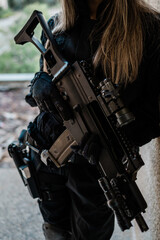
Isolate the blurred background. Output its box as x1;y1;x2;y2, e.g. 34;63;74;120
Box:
0;0;159;240
0;0;60;167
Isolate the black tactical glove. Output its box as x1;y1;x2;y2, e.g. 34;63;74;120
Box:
25;71;58;112
25;71;72;120
71;133;101;165
25;72;42;107
28;111;65;149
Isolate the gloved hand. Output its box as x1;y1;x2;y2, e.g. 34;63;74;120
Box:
27;111;65;149
25;71;58;112
71;133;101;165
25;71;72;121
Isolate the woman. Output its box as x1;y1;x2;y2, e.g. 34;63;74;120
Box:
26;0;160;239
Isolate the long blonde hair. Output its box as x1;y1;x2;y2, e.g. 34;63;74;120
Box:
51;0;159;85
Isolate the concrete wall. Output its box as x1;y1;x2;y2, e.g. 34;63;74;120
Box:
145;0;160;10
111;138;160;240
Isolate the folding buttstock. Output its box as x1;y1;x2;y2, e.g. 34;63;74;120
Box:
14;10;67;73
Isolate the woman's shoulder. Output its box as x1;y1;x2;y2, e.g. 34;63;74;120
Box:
141;10;160;29
141;11;160;45
140;10;160;65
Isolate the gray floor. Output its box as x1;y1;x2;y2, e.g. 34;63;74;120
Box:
0;169;134;240
0;169;44;240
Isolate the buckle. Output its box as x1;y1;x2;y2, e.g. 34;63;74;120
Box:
42;191;54;201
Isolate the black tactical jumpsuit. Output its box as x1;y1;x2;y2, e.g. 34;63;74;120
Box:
26;1;160;240
36;16;115;240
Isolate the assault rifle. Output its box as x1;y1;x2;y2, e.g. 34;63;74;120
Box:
13;10;149;232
